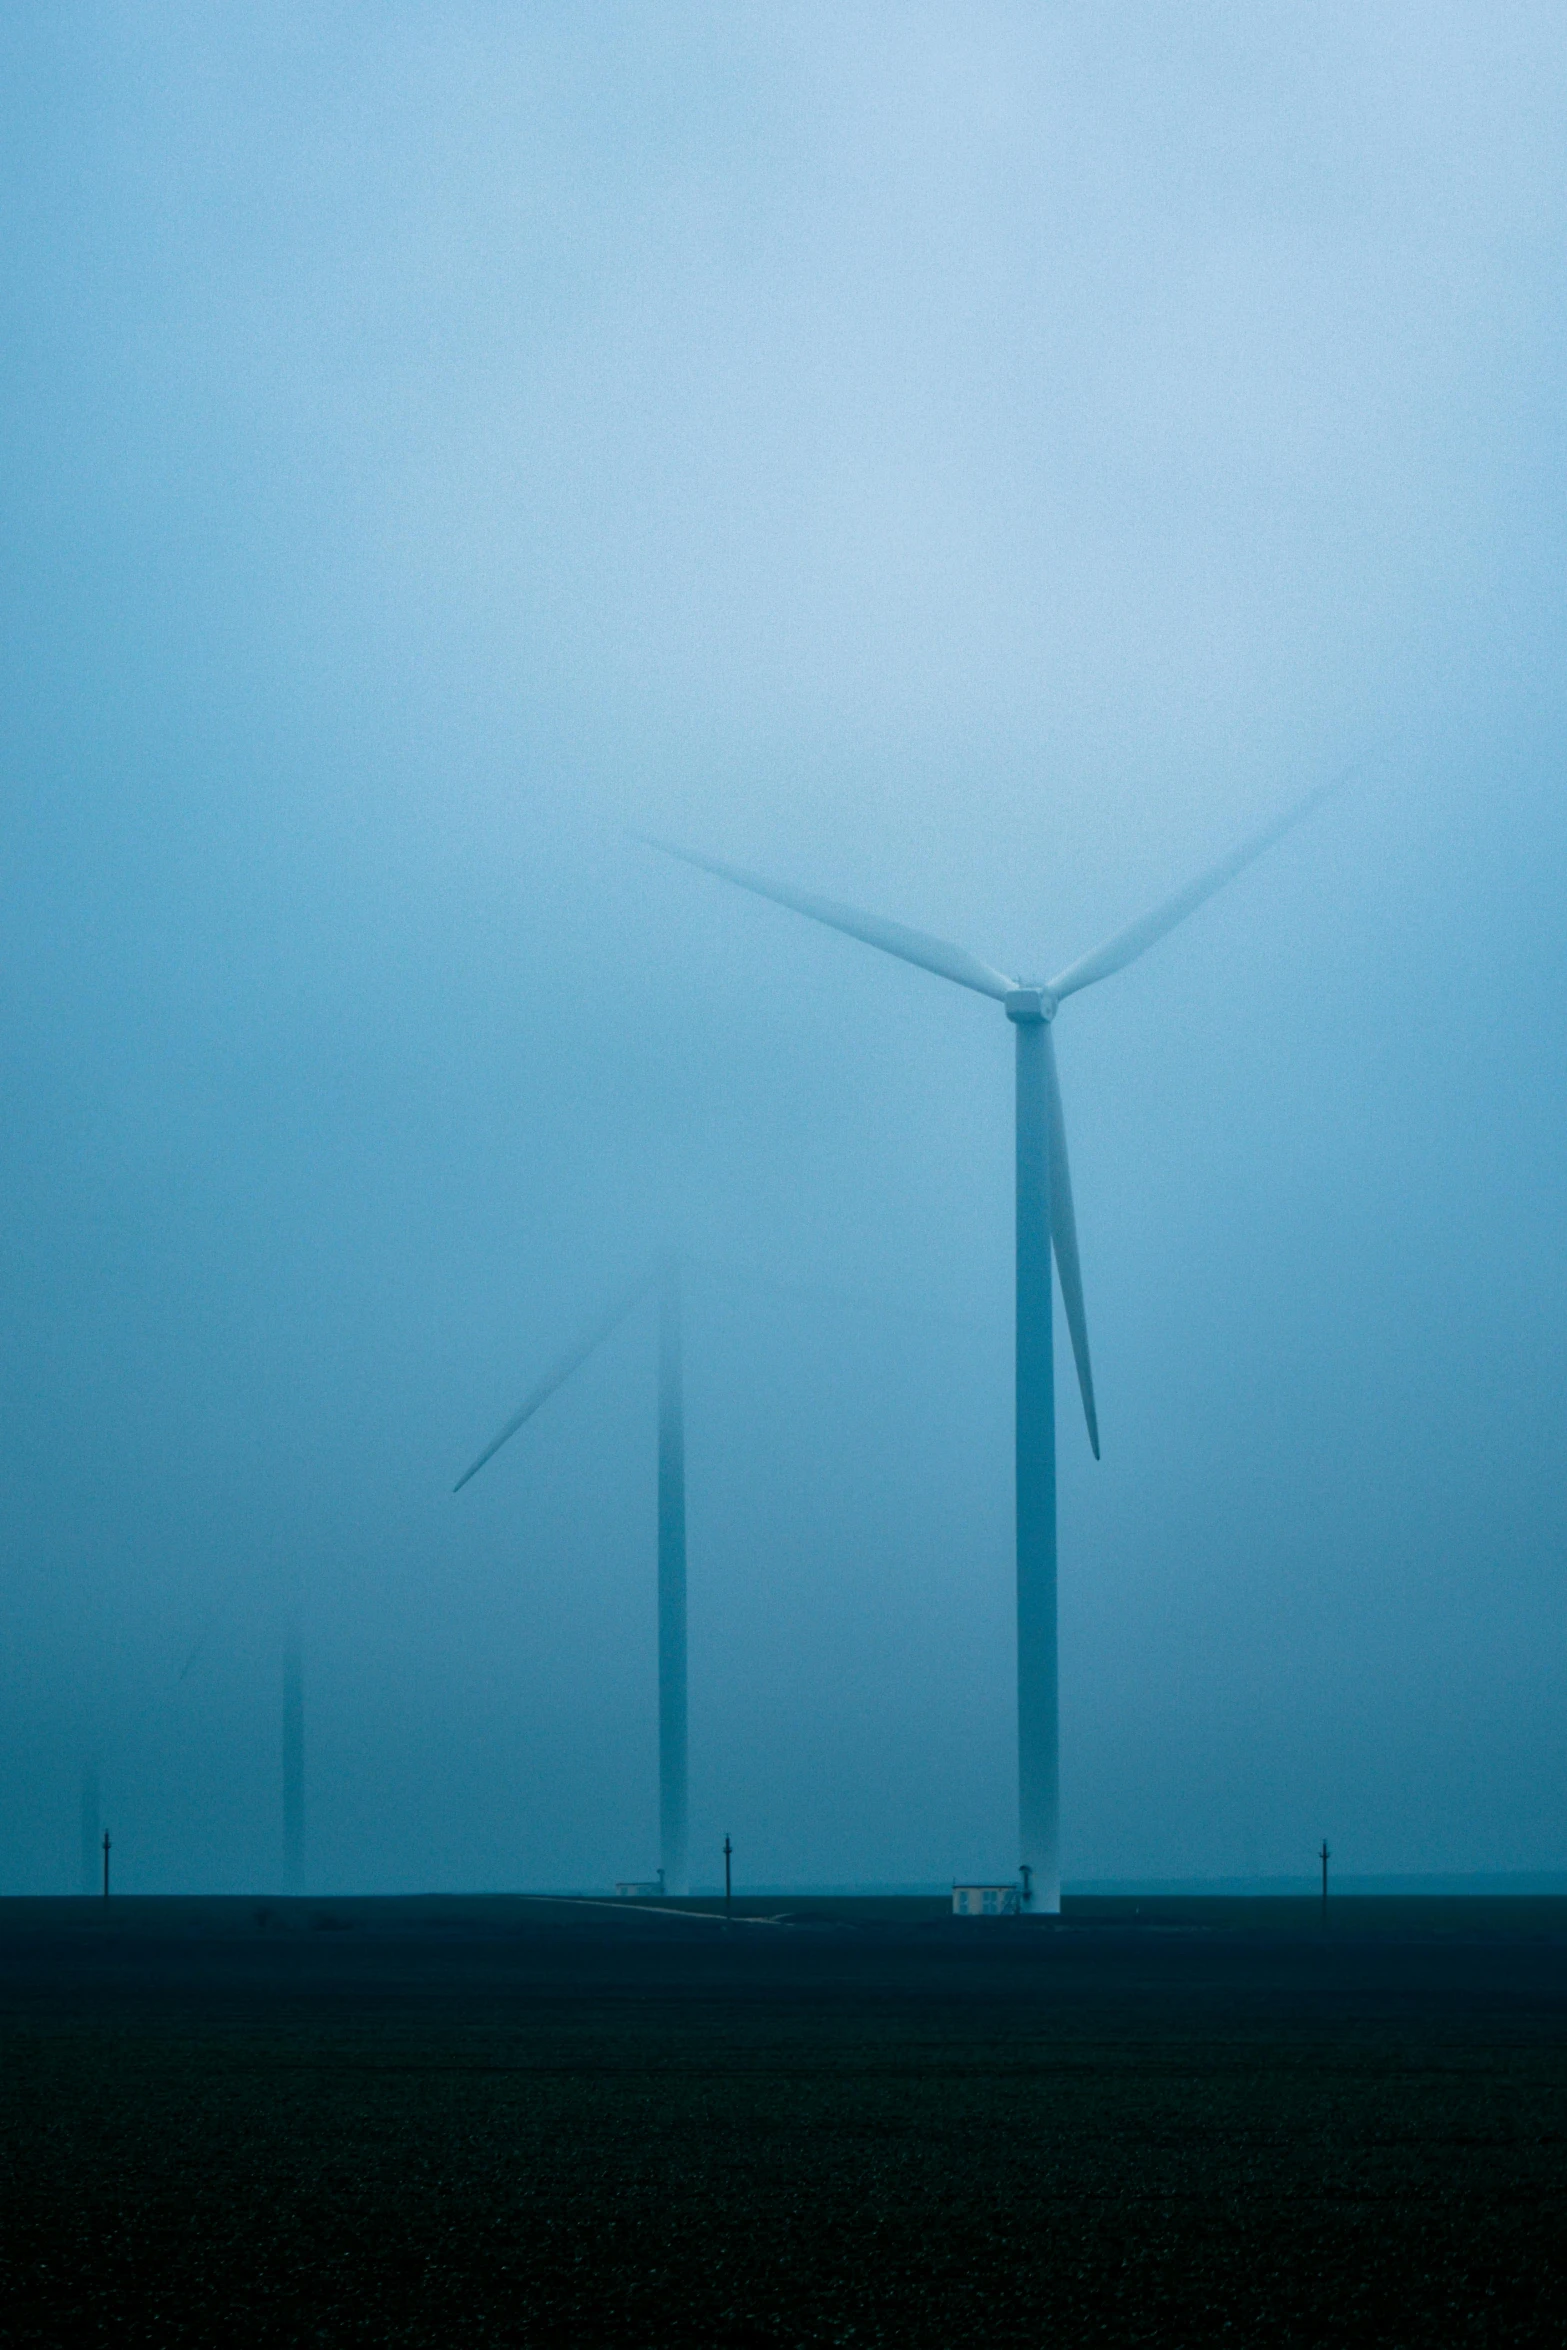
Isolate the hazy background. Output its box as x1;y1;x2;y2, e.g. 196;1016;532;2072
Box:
2;4;1564;1893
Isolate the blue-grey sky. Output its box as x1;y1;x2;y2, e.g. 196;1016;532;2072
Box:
3;4;1565;1892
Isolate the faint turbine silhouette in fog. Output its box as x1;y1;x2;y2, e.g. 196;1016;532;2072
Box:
456;1254;690;1895
79;1759;100;1896
283;1619;304;1893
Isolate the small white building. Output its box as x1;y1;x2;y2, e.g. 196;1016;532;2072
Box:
952;1883;1021;1917
613;1877;665;1898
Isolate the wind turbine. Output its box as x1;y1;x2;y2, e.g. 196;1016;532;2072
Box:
642;784;1332;1915
283;1617;304;1892
79;1758;100;1897
454;1254;689;1895
174;1608;306;1890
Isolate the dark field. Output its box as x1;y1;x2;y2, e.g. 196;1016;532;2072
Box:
2;1894;1565;2346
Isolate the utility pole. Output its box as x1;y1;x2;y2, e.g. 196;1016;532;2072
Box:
723;1834;732;1919
1319;1839;1330;1927
102;1829;111;1900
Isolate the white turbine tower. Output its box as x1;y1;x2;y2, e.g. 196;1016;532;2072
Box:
644;784;1331;1914
455;1254;689;1896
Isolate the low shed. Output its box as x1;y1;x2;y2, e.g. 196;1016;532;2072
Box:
952;1884;1021;1917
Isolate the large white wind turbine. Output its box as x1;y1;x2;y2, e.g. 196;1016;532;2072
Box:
454;1254;689;1895
643;785;1332;1914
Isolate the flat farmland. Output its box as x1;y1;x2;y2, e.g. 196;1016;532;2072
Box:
2;1895;1564;2346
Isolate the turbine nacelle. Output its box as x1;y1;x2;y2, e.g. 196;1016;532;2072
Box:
1005;986;1057;1025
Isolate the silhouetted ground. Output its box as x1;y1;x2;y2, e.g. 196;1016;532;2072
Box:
2;1894;1564;2345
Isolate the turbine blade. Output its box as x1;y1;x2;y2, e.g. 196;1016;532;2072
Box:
1047;777;1340;1004
1045;1029;1099;1459
454;1271;656;1493
638;835;1016;1001
176;1620;213;1685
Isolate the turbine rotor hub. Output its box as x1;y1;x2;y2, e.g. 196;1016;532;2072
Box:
1005;985;1057;1025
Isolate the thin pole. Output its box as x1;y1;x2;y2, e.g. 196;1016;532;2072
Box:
657;1255;690;1897
1011;1005;1059;1914
1320;1839;1330;1926
723;1833;732;1918
283;1620;304;1893
101;1829;110;1900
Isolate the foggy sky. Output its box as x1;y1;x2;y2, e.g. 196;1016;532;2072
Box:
3;4;1565;1892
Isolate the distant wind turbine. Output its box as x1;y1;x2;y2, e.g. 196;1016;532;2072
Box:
79;1759;100;1897
642;783;1334;1914
283;1618;304;1892
172;1609;306;1890
455;1254;689;1895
